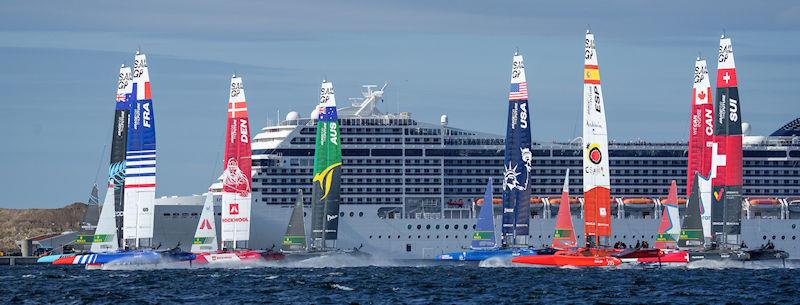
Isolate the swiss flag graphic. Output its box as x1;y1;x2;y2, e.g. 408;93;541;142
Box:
229;203;239;215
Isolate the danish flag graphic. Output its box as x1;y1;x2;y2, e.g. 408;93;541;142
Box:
229;203;239;215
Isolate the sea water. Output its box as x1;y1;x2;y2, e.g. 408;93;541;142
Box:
2;260;799;304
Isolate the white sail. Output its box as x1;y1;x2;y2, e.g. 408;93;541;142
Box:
582;30;612;246
91;184;119;253
192;186;219;253
699;174;713;241
665;202;681;237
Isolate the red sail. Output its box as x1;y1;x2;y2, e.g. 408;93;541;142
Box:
552;170;576;249
655;181;679;249
686;58;713;197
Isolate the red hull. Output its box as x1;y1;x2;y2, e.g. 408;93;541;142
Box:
512;250;621;267
192;250;284;264
52;256;76;265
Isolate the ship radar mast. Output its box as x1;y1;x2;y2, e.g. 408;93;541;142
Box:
353;83;388;117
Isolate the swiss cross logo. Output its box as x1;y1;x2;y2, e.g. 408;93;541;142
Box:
229;203;239;215
200;219;212;230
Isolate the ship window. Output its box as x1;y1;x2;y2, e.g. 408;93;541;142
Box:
418;235;421;239
436;235;440;239
359;212;364;217
406;244;412;252
349;212;354;217
426;224;431;230
378;236;381;239
427;235;430;239
463;225;468;230
794;236;796;240
163;213;170;216
445;225;450;229
773;235;777;240
407;225;412;230
369;235;373;239
763;236;767;240
465;235;468;239
340;212;345;217
782;236;786;240
793;224;797;229
472;225;476;230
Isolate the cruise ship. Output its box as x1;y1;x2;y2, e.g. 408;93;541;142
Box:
151;85;800;259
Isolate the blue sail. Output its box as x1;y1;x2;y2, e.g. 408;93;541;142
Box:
471;179;497;249
502;52;533;242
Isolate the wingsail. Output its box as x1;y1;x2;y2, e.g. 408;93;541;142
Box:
711;35;743;246
111;64;133;249
687;58;714;197
501;52;533;246
582;30;611;248
124;51;157;249
221;75;253;250
311;80;343;250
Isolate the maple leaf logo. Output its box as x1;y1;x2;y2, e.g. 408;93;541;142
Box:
698;91;706;100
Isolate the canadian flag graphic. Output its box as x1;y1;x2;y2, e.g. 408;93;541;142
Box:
229;203;239;215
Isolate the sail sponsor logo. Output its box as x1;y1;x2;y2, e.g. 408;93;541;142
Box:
728;98;739;122
718;95;727;125
313;162;342;200
239;119;249;142
329;122;339;144
587;144;602;164
199;219;213;230
503;208;514;213
510;103;518;129
327;214;338;222
221;217;249;223
714;188;724;201
229;203;239;215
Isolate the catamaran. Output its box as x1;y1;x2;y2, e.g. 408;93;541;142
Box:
637;180;688;264
684;36;788;263
435;178;539;261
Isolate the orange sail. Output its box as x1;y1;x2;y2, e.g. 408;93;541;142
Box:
552;170;576;249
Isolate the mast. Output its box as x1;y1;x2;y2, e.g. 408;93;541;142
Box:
471;178;497;250
221;75;253;250
655;181;680;250
552;169;577;250
282;189;308;252
711;35;743;247
191;186;219;253
687;58;714;197
311;79;342;250
125;50;157;249
582;30;611;248
501;51;533;247
111;64;133;250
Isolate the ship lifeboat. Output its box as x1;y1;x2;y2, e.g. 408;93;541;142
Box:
512;249;621;267
446;199;466;207
748;197;781;212
621;197;655;210
788;198;800;213
475;198;503;206
658;196;687;206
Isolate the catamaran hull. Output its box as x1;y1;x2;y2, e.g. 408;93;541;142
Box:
512;253;621;267
636;250;689;264
435;248;538;261
192;250;284;264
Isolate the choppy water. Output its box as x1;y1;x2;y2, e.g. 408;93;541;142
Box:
2;259;800;304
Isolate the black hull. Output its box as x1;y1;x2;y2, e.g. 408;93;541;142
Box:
688;248;789;262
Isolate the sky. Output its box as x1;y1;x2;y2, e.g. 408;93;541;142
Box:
1;1;798;208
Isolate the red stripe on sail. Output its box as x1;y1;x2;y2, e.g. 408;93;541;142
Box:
144;82;152;100
125;183;156;188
